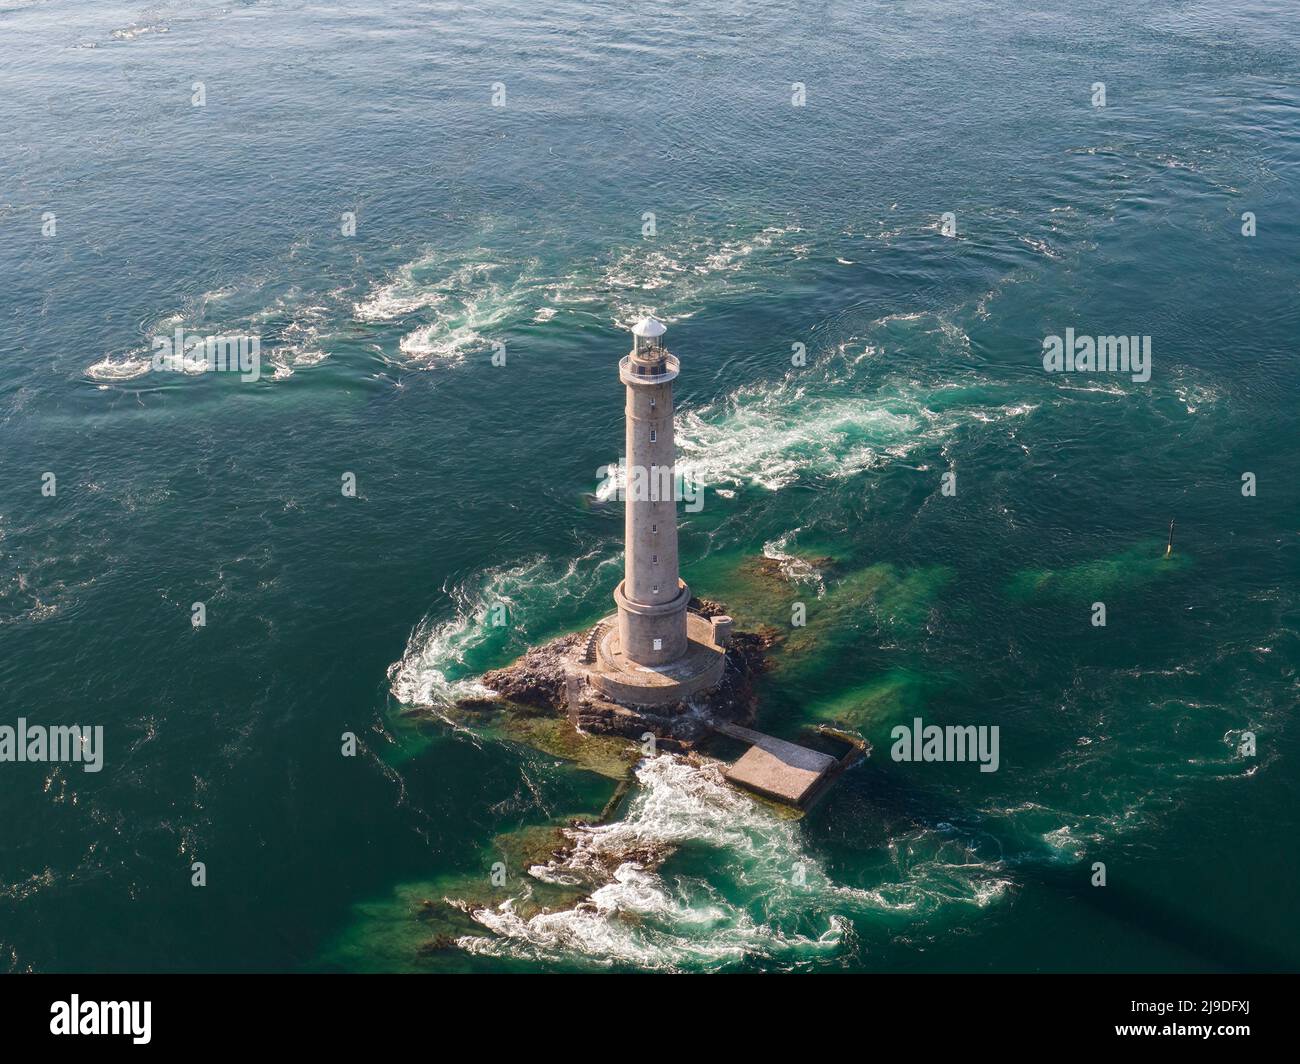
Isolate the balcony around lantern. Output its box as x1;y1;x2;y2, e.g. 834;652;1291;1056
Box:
619;352;679;386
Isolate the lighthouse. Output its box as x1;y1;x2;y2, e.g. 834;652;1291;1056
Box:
544;318;849;801
614;316;690;665
581;317;728;708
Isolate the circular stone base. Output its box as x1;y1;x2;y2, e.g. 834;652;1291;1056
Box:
586;612;726;707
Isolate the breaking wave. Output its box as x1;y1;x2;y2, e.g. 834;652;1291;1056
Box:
84;285;336;384
85;353;152;382
677;312;1036;492
354;223;803;364
387;549;620;708
355;254;542;366
548;224;802;326
456;755;1010;970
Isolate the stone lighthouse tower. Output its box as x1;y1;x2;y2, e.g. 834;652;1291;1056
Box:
582;317;728;709
615;316;690;665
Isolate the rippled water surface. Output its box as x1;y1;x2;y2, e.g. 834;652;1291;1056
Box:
1;0;1297;972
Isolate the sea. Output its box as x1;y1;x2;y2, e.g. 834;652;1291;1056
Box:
1;0;1296;972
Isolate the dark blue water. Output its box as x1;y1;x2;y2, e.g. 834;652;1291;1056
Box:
1;0;1297;972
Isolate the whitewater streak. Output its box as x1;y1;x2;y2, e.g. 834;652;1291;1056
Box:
454;755;1009;971
387;549;621;707
380;292;1033;969
388;331;1039;709
457;756;851;969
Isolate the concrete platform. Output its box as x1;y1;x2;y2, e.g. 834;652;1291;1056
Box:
585;611;725;707
718;723;837;806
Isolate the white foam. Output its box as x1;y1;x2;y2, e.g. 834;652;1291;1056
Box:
545;225;798;327
669;304;1039;493
110;22;169;41
356;255;536;367
85;355;151;382
1018;235;1061;259
388;549;621;708
387;576;518;709
85;288;334;385
457;755;1009;969
677;388;917;491
353;253;456;322
762;530;827;595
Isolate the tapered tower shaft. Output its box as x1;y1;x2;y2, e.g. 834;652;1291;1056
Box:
614;317;689;665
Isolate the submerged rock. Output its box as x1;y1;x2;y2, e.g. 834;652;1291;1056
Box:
747;554;836;584
416;934;459;956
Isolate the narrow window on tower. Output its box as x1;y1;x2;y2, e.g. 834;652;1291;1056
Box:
652;554;658;564
651;524;658;534
649;397;656;409
649;428;657;443
653;638;663;651
653;584;660;594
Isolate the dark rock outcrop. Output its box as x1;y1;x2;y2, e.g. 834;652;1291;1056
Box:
416;935;459;956
461;609;777;749
687;596;729;618
478;632;581;712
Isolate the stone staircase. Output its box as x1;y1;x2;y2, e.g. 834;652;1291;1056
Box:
581;621;607;664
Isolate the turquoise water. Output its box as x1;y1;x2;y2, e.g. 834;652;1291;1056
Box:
1;0;1297;972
